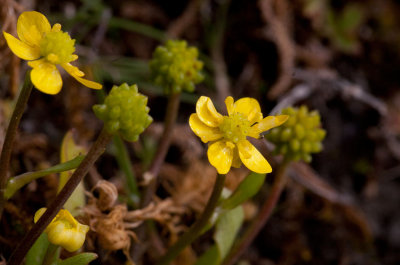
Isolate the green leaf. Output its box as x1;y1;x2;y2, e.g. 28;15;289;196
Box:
220;172;266;210
25;233;49;265
214;206;244;259
339;4;363;32
194;245;219;265
4;155;84;199
195;206;244;265
108;17;166;41
59;131;86;190
59;131;87;216
57;253;98;265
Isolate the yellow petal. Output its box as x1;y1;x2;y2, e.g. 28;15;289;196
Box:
196;96;223;127
60;209;78;226
248;115;289;138
61;222;89;252
189;114;223;143
43;209;89;252
51;23;62;32
29;60;62;94
231;147;242;168
34;208;47;223
17;11;50;46
63;229;86;252
207;140;234;174
225;96;234;115
237;140;272;173
47;221;67;246
3;32;40;60
233;97;263;125
61;63;102;90
61;62;84;77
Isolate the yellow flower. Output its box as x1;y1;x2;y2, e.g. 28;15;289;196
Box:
3;11;102;94
34;208;90;252
189;96;288;174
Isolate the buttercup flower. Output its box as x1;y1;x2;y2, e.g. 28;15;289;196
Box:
189;96;288;174
3;11;102;94
35;208;90;252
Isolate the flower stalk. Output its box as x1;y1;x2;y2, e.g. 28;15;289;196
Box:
157;173;226;265
141;92;181;207
7;128;112;265
0;72;33;219
42;243;60;265
222;159;290;265
132;92;180;261
112;135;140;206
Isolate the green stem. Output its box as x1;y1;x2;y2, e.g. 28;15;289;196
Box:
140;92;181;208
132;92;181;262
157;174;226;265
5;155;85;199
222;160;290;265
7;128;113;265
108;17;167;41
42;243;60;265
0;72;33;219
112;135;140;206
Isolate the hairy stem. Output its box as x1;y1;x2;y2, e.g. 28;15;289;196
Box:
7;129;112;265
0;73;33;219
222;160;290;265
157;174;226;265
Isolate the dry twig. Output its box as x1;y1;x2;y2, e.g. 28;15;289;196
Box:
259;0;295;99
167;0;205;39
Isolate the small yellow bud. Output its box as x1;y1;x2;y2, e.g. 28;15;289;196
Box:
34;208;89;252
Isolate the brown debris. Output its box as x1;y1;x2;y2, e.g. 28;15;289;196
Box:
83;181;188;261
92;180;119;211
259;0;295;99
167;0;205;39
0;0;23;97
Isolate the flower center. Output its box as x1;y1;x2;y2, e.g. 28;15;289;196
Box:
40;31;75;64
219;112;250;143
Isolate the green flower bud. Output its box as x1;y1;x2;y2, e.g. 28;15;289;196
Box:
149;40;204;94
93;83;153;142
266;105;326;163
280;128;292;142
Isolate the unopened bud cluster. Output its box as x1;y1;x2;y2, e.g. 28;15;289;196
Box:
266;106;326;163
93;83;153;142
149;40;204;94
